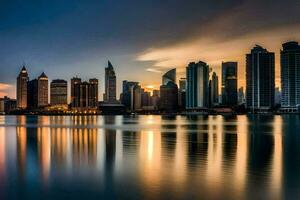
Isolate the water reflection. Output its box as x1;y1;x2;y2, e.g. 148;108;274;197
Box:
0;115;295;199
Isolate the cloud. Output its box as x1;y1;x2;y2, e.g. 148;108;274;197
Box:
0;83;13;97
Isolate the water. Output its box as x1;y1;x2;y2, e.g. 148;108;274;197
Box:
0;115;299;199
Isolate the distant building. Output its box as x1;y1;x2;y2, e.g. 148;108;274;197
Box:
238;87;245;105
104;61;117;103
151;90;160;110
222;62;237;106
16;66;29;109
27;72;49;109
162;68;176;85
186;61;209;109
246;45;275;110
0;96;17;114
71;77;82;107
178;78;186;109
121;80;139;109
72;79;99;109
160;69;178;111
132;84;142;111
281;41;300;111
210;72;219;106
160;82;178;111
141;89;151;108
50;79;68;106
275;87;281;106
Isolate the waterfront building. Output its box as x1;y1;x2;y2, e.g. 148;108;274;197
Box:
221;62;237;106
238;87;245;105
16;66;29;109
160;82;178;111
50;79;68;106
27;72;49;109
246;45;275;110
186;61;209;109
210;72;219;106
121;80;139;109
0;96;17;114
281;41;300;111
71;77;81;107
162;68;176;85
104;61;117;102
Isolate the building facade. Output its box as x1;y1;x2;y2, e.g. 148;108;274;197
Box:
72;79;99;109
71;77;82;107
16;66;29;109
210;72;219;106
246;45;275;110
186;61;209;109
27;72;49;109
281;41;300;111
162;68;176;85
221;62;238;106
104;61;117;102
50;79;68;106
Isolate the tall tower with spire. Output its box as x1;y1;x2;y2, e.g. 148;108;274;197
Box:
16;65;29;109
104;61;117;102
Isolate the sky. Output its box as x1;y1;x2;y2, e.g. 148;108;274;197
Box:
1;0;300;99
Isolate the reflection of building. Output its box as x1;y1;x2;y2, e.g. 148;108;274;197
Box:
27;72;49;109
50;79;68;106
281;41;300;111
246;45;275;110
17;66;29;109
104;61;117;103
186;61;209;109
222;62;237;106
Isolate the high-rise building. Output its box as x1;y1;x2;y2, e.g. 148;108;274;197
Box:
160;82;178;111
50;79;68;106
0;96;17;114
72;79;98;109
16;66;29;109
71;77;81;107
27;72;49;109
186;61;209;109
246;45;275;110
221;62;237;106
89;78;99;108
238;87;245;105
162;68;176;85
104;61;117;102
160;69;178;111
178;78;186;109
281;41;300;110
210;72;219;106
121;80;139;109
151;90;160;110
132;84;142;111
37;72;49;107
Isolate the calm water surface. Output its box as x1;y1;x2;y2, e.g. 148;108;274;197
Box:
0;115;299;199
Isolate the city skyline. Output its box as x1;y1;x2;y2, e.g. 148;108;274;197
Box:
1;1;300;98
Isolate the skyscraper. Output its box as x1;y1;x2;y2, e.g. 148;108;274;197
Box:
16;66;29;109
121;80;139;109
50;79;68;106
221;62;237;106
27;72;49;109
210;72;219;106
104;61;117;102
160;68;178;111
71;77;81;108
281;41;300;111
246;45;275;110
178;78;186;109
71;78;98;109
88;78;99;108
186;61;209;109
162;68;176;85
